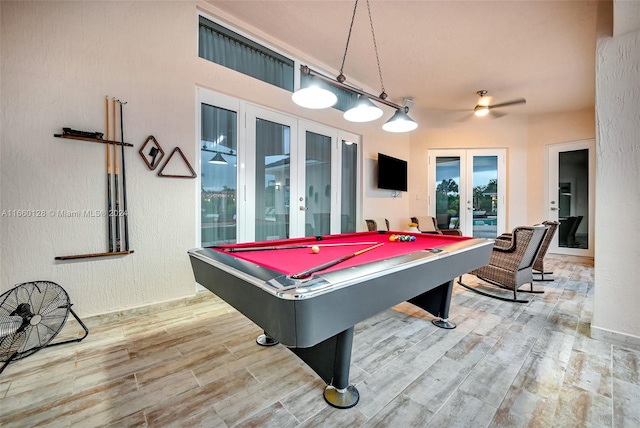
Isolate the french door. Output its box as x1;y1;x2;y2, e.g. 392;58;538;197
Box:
197;88;360;246
546;140;594;256
428;149;506;238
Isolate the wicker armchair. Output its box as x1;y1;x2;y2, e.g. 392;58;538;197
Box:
411;216;462;236
496;221;559;281
458;224;548;302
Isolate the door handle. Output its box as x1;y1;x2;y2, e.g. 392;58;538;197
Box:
550;207;558;211
299;206;308;211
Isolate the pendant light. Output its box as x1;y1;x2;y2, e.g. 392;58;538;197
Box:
343;95;383;122
208;153;227;165
291;0;417;132
382;107;418;133
291;76;337;109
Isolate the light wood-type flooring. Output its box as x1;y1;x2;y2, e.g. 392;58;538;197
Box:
2;254;640;427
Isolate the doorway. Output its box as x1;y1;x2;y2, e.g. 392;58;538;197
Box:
546;140;595;256
428;149;506;238
197;88;361;246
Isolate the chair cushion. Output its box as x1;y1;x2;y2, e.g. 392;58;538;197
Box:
413;216;438;233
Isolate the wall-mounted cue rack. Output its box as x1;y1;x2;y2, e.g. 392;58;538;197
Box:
54;97;134;261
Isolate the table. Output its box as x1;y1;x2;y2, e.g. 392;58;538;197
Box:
188;231;492;408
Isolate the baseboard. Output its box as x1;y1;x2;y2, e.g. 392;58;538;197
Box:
590;324;640;351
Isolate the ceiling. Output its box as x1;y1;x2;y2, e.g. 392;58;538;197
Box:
206;0;598;120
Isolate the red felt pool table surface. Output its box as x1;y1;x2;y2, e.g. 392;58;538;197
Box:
212;231;472;277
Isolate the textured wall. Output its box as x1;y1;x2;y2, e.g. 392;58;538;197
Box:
0;2;199;316
593;8;640;345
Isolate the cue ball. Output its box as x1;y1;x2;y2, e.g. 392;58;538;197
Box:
311;245;320;254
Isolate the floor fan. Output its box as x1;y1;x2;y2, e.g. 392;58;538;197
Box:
0;281;89;374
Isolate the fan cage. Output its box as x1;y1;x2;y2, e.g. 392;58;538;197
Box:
0;281;71;363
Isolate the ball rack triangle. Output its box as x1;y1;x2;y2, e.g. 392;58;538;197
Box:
157;147;197;178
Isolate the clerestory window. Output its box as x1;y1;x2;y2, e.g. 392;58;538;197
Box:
199;16;294;91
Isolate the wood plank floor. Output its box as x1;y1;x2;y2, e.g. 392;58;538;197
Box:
2;254;640;427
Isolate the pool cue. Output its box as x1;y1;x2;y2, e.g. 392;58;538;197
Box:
290;243;384;279
112;98;121;251
118;99;130;251
106;96;114;252
223;241;378;253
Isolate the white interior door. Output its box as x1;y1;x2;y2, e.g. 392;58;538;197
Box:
245;105;298;242
297;121;336;237
546;139;595;256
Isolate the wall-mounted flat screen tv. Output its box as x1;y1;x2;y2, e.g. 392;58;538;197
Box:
377;153;408;192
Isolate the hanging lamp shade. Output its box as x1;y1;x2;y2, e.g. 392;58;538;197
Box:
208;152;227;164
382;108;418;133
343;95;384;122
291;77;338;109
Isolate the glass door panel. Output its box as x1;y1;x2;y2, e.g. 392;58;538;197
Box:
294;121;339;237
255;118;291;241
304;130;332;236
200;103;237;246
434;156;462;231
340;139;358;233
471;155;499;238
558;149;588;249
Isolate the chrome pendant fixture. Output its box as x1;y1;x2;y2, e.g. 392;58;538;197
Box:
382;107;419;133
291;76;337;109
343;95;383;122
291;0;417;132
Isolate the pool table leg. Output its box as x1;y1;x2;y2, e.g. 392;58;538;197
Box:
323;326;359;409
408;279;457;329
289;326;360;409
256;331;279;346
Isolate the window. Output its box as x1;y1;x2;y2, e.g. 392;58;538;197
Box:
199;16;294;91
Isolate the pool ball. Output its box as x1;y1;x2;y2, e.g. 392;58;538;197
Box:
311;245;320;253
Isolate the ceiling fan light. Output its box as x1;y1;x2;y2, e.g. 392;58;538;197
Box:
474;105;490;117
291;79;338;109
208;152;227;164
343;95;384;122
382;109;418;133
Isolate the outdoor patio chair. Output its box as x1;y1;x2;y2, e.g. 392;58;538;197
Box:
365;218;389;231
567;215;583;247
411;216;462;236
458;224;548;303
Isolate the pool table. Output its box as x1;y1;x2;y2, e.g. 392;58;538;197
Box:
188;230;492;408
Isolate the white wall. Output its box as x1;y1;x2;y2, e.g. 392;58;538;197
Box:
1;1;200;316
0;1;410;316
409;112;530;231
592;1;640;348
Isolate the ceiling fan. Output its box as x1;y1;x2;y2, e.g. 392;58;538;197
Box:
472;90;526;118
